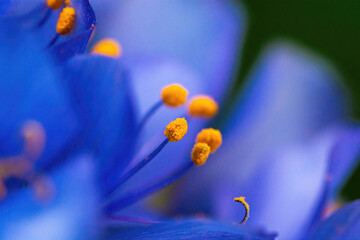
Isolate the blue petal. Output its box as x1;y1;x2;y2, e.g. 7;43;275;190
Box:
170;41;350;239
2;0;95;63
0;154;100;240
50;0;95;63
91;0;246;101
0;19;78;169
308;128;360;229
306;200;360;240
61;55;136;193
109;219;277;240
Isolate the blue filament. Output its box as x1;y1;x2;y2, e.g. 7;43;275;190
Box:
105;161;194;214
136;100;163;132
106;138;169;197
34;8;52;29
47;33;60;48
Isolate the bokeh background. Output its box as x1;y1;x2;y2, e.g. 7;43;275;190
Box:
226;0;360;201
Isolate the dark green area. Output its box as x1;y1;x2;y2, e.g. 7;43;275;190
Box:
233;0;360;200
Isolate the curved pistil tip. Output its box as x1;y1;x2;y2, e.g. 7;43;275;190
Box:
234;196;250;224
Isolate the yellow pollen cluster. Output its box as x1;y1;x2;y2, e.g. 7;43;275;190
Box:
161;84;188;107
91;38;122;58
65;0;71;5
47;0;63;10
164;118;188;142
191;143;210;166
188;95;218;118
56;7;76;36
196;128;222;153
234;196;250;224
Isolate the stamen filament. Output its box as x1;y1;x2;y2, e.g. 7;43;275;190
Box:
107;138;169;196
47;34;60;48
137;100;163;132
105;161;194;213
234;196;250;224
35;8;52;29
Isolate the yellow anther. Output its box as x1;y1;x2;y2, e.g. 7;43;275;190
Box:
161;84;188;107
196;128;222;153
47;0;63;10
91;38;122;58
234;196;250;224
56;7;76;36
191;143;210;166
65;0;71;5
164;118;188;142
188;95;218;118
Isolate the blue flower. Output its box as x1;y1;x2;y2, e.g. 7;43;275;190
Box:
1;0;95;63
89;0;360;239
2;0;360;239
0;1;276;239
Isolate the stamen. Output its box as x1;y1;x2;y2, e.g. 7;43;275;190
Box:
56;7;76;36
107;118;189;197
196;128;222;153
137;100;163;132
91;38;122;58
35;8;52;29
161;84;188;107
191;143;210;166
188;95;218;118
234;196;250;224
104;140;214;213
47;34;60;48
105;161;194;213
65;0;71;5
47;0;63;10
164;118;188;142
107;138;169;196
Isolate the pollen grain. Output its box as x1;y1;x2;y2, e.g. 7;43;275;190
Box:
191;143;210;166
164;118;188;142
196;128;222;153
47;0;63;10
56;7;76;36
161;84;188;107
91;38;122;58
188;95;218;118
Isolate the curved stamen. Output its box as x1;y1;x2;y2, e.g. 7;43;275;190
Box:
234;196;250;224
137;100;163;132
105;161;194;214
107;138;169;196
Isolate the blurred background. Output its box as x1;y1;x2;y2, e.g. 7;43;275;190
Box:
229;0;360;201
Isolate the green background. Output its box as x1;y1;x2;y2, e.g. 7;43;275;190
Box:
232;0;360;200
